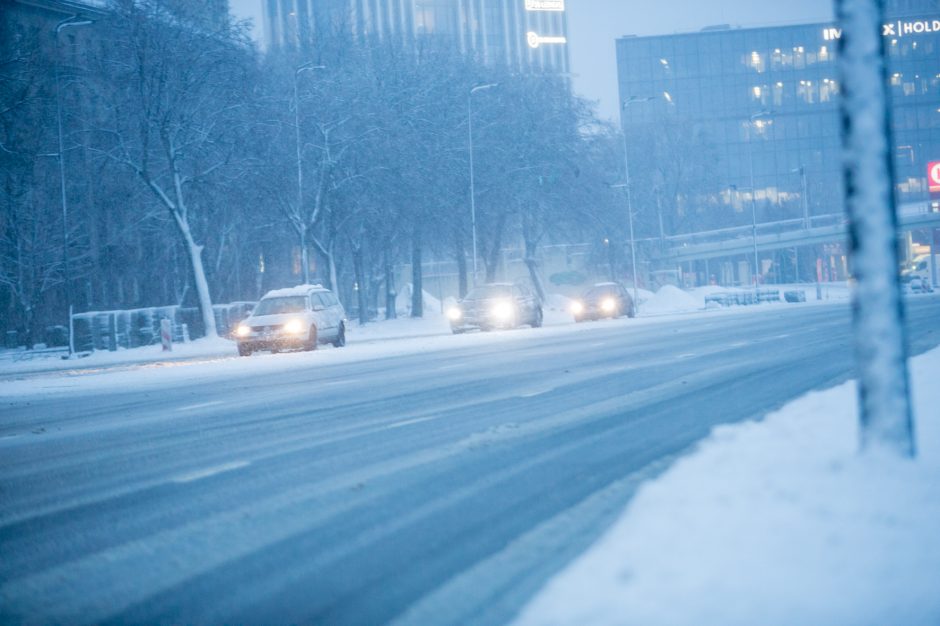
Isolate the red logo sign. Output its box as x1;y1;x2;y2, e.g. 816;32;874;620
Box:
930;161;940;193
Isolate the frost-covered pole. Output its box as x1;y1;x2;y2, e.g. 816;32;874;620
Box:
619;96;654;313
836;0;915;456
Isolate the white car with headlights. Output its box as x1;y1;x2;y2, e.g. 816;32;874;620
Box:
447;283;542;333
234;285;346;356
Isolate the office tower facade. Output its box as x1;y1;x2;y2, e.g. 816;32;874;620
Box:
263;0;570;74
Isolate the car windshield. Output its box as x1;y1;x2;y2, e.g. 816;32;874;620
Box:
465;285;512;300
585;286;617;299
253;296;307;316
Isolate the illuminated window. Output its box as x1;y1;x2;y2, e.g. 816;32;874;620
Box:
819;45;829;61
748;50;765;72
820;78;837;102
797;80;816;103
793;45;805;69
773;81;784;106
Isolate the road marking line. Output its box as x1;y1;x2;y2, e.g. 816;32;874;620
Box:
172;460;250;483
386;416;437;429
175;400;224;412
517;386;556;398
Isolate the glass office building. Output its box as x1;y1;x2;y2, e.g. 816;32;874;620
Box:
263;0;570;74
615;3;940;243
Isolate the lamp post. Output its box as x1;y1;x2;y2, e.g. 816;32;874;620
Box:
54;16;92;358
746;110;772;286
293;63;325;284
790;165;810;282
618;95;655;314
468;83;498;287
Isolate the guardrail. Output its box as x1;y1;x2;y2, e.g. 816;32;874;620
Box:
704;289;782;307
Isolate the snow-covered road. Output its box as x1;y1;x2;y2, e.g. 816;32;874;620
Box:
1;298;939;624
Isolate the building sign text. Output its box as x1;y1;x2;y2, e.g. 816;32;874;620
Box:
525;0;565;11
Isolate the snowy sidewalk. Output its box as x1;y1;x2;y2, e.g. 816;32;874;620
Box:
515;347;940;626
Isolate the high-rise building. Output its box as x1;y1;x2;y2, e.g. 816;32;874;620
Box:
263;0;569;73
615;1;940;284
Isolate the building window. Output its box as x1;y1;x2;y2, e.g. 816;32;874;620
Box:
798;79;816;103
748;50;765;73
820;78;838;102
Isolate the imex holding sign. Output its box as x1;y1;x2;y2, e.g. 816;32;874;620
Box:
929;161;940;194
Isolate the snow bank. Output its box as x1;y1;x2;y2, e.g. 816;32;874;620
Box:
515;347;940;626
395;284;443;317
641;285;702;314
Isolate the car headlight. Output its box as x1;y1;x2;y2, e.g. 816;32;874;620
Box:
491;300;514;320
236;324;251;337
283;319;304;334
447;307;463;321
570;301;584;315
601;298;617;313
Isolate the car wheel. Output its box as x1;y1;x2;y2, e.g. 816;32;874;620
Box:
237;344;252;357
532;307;543;328
304;325;318;351
627;304;636;318
332;323;346;348
451;327;464;335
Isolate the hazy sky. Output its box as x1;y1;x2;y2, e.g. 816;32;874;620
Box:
228;0;836;121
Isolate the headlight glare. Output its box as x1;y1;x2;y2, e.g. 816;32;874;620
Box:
447;307;463;321
284;319;304;334
570;301;584;315
491;301;514;320
601;298;617;313
236;324;251;337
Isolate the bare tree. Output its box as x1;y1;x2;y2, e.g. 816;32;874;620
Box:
92;2;255;338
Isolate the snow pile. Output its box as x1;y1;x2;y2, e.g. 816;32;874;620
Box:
395;284;443;317
641;285;702;315
515;347;940;626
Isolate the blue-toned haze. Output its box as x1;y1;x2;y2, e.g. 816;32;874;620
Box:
228;0;834;121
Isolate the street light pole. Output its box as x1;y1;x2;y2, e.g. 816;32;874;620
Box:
746;110;772;286
618;96;654;313
293;63;325;284
468;83;497;287
54;16;92;358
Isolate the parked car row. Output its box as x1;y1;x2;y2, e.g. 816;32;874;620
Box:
235;281;637;356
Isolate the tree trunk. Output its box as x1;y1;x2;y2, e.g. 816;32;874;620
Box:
454;227;468;298
411;224;423;318
384;246;397;320
484;211;508;284
180;224;217;339
524;238;546;303
353;244;368;325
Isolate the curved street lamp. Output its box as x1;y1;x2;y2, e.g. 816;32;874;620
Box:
54;16;93;358
618;95;655;314
468;83;498;287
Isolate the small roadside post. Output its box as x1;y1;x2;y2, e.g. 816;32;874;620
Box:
160;319;173;352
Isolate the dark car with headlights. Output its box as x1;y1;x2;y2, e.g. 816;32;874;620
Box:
447;283;543;333
234;285;346;356
570;282;635;322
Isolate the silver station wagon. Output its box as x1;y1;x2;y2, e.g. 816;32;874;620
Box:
235;285;347;356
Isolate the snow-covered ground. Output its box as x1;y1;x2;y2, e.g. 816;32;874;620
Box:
0;283;854;379
515;346;940;626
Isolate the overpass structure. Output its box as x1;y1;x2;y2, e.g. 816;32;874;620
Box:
650;210;940;266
